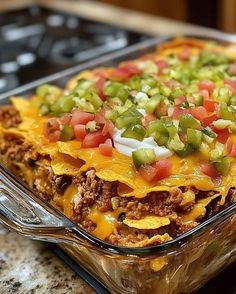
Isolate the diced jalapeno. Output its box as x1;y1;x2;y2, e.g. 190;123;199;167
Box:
214;87;232;104
132;148;156;169
60;125;74;141
176;144;195;157
202;127;217;138
121;124;146;141
145;94;162;114
74;79;94;97
170;87;185;100
168;134;185;152
84;91;103;108
115;107;142;129
51;94;75;115
147;120;167;136
187;129;202;149
39;103;50;115
103;82;129;102
128;76;141;91
219;103;234;121
210;142;226;161
214;156;232;176
192;93;203;106
230;95;236;106
229;122;236;133
179;114;201;130
73;98;96;113
159;83;171;97
36;84;61;98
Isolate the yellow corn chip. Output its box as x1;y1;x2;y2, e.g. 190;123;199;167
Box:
51;153;84;175
123;215;170;230
150;257;168;272
127;233;172;248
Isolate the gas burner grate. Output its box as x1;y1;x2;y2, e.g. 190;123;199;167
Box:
0;6;150;94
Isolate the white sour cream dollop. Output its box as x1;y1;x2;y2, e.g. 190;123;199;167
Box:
113;129;172;158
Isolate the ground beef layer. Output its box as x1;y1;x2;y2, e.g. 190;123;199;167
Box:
0;106;236;247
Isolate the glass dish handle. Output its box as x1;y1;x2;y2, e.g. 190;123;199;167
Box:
0;167;86;245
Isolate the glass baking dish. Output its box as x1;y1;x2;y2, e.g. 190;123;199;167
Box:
0;34;236;294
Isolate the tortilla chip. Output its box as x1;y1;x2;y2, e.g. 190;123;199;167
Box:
127;233;172;248
51;153;84;175
150;257;168;272
181;193;221;223
123;215;170;230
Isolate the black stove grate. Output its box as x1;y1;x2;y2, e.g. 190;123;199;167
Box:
0;6;149;93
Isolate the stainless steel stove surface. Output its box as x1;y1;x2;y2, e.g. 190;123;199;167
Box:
0;6;149;93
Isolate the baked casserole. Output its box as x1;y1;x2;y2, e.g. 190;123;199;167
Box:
1;37;236;248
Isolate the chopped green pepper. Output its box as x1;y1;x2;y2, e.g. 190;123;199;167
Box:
103;82;129;102
60;125;74;141
214;156;232;176
51;94;75;115
219;103;234;121
115;106;142;129
132;148;156;169
145;94;162;114
179;114;201;130
121;124;146;141
36;84;61;98
202;127;217;138
187;128;202;149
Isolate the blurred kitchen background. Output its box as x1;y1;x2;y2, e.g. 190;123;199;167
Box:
97;0;235;33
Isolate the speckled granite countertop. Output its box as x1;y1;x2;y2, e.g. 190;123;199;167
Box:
0;226;93;294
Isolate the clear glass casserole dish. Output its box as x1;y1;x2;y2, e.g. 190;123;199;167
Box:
0;34;236;294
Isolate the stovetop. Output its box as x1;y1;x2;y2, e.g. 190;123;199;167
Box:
0;6;149;94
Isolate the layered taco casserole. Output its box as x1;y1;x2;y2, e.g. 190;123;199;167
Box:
1;38;236;247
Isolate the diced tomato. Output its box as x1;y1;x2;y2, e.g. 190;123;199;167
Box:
74;124;87;141
94;108;106;124
202;113;218;126
189;106;208;120
226;137;233;154
153;159;172;181
203;99;217;112
198;80;215;95
201;89;210;100
70;110;95;126
60;113;72;125
155;59;168;74
224;78;236;94
43;118;61;142
228;63;236;76
164;80;178;88
172;107;188;119
99;139;113;157
200;163;218;178
102;120;115;137
82;131;108;148
179;133;187;144
140;159;172;182
141;114;156;127
174;96;186;106
177;47;191;61
94;67;108;79
157;103;168;116
186;96;196;104
224;78;236;90
111;63;141;81
230;146;236;157
213;127;230;144
139;164;157;182
96;77;107;101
